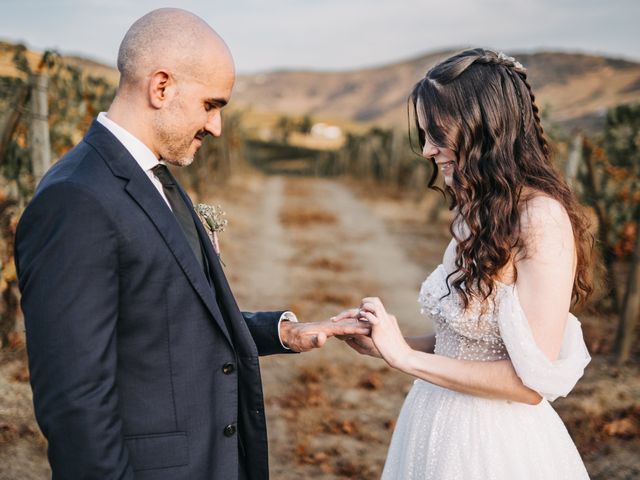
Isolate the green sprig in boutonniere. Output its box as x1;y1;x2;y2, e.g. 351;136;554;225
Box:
195;203;228;266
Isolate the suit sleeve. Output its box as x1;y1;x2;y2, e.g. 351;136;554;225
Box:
15;182;134;479
241;311;296;356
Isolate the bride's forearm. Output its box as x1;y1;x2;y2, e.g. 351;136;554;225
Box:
397;350;543;405
405;334;436;354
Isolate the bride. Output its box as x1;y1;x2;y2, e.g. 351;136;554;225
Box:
337;48;593;479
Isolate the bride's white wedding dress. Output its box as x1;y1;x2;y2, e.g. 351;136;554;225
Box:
381;263;591;479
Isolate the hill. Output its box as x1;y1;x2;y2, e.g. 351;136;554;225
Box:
0;41;120;84
2;42;639;130
234;50;640;130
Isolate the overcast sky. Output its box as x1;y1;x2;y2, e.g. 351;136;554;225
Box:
1;0;638;73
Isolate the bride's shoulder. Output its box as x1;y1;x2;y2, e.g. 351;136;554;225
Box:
519;192;571;234
518;192;574;261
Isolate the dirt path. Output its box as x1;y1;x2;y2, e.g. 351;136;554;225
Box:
1;173;637;479
220;175;440;479
224;175;433;329
0;174;441;480
220;175;640;480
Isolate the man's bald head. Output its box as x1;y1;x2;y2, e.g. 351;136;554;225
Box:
108;9;235;165
117;8;232;87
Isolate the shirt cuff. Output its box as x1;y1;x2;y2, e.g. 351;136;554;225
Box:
278;311;299;350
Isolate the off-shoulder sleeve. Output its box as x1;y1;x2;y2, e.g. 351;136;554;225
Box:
496;285;591;402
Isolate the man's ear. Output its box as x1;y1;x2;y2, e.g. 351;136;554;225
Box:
148;70;172;109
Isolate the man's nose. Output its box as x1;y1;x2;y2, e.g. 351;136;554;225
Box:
205;111;222;137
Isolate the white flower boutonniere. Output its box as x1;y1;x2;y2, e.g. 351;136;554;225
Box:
195;203;228;266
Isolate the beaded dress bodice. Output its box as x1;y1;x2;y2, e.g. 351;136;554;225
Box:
383;231;592;479
419;263;510;362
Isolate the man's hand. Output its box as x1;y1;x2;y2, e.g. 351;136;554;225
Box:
279;316;371;352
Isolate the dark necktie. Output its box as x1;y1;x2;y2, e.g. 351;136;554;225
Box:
151;164;205;271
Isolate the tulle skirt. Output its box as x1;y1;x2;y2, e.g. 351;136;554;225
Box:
381;380;589;480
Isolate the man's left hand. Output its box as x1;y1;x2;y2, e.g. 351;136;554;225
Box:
279;317;371;352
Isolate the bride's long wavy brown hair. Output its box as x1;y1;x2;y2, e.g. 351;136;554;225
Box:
410;48;593;308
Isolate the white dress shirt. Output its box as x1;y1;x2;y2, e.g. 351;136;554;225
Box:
97;112;172;210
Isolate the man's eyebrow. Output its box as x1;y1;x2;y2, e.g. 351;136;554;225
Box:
206;98;228;107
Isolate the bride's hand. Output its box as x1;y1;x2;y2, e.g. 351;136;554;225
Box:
343;335;382;358
331;309;381;358
359;297;413;369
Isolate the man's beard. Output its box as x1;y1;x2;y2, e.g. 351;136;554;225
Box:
160;138;196;166
155;127;197;166
153;102;199;167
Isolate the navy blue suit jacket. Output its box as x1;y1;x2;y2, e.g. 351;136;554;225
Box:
15;122;290;479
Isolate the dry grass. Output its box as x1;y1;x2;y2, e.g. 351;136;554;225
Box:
307;257;349;273
268;361;405;479
283;181;313;198
280;207;338;227
3;173;636;479
303;290;357;308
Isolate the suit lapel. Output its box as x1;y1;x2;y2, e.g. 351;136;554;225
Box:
84;122;234;348
185;193;258;358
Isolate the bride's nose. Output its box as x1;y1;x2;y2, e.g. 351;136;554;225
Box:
422;140;439;158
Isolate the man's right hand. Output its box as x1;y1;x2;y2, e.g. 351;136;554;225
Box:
279;314;371;352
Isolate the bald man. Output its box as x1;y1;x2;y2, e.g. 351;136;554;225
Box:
15;9;368;480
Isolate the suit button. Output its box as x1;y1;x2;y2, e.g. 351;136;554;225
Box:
222;363;235;375
223;424;236;437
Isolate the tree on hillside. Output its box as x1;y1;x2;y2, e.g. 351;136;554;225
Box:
603;104;640;363
298;114;313;134
276;115;295;143
0;45;116;347
580;103;640;362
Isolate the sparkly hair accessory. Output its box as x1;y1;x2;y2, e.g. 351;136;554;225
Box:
497;51;524;70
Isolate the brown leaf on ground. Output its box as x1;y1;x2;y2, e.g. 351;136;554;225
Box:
308;257;349;272
280;207;337;227
276;383;327;409
334;458;372;479
358;371;383;390
603;409;640;438
0;422;19;445
5;331;25;351
319;461;335;474
312;451;328;463
298;368;321;384
603;418;639;438
340;419;357;435
296;445;334;470
581;315;616;355
323;418;359;435
305;386;326;407
11;365;29;383
295;443;307;458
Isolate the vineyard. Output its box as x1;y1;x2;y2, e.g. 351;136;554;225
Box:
0;42;639;478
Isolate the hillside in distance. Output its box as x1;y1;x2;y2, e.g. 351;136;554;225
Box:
234;50;640;131
2;42;639;131
0;41;120;84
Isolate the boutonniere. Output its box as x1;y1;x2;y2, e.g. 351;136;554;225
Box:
195;203;228;266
